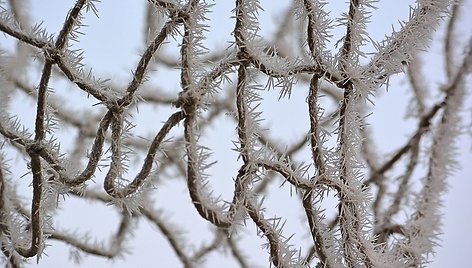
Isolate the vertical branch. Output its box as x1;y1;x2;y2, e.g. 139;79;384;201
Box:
16;61;52;258
307;77;325;174
103;113;126;197
302;0;331;66
234;0;307;266
15;0;88;258
234;0;252;163
235;65;250;163
302;76;339;267
234;0;248;53
301;5;341;264
303;0;330;173
396;38;472;266
302;191;337;267
226;0;264;233
444;1;462;78
100;13;182;200
184;110;232;227
228;64;252;222
406;56;427;116
338;0;360;72
181;0;232;228
337;88;357;268
0;165;21;268
336;87;375;268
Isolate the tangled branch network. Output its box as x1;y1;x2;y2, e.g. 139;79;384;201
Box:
0;0;471;267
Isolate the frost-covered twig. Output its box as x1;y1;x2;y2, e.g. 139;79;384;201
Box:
0;0;470;267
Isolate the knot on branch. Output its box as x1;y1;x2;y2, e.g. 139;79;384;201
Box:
175;10;189;23
236;51;250;63
106;100;126;116
174;90;198;114
42;46;61;64
25;142;42;156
